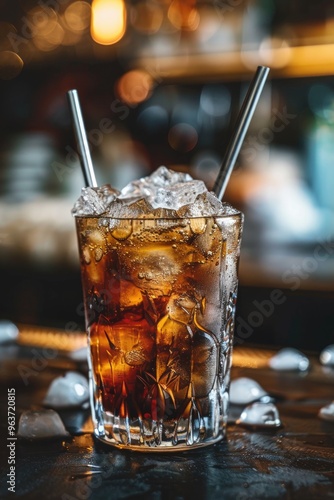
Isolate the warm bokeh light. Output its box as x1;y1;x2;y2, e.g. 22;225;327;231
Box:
91;0;126;45
33;23;64;51
116;69;153;105
259;37;292;69
0;51;24;79
27;7;58;36
130;1;164;35
168;0;200;31
64;1;91;32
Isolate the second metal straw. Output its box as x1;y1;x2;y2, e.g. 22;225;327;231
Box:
213;66;270;201
67;89;97;188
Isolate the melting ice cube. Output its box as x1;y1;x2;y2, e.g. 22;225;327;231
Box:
229;377;269;405
318;402;334;422
0;320;18;344
236;402;281;429
319;345;334;368
269;348;310;372
17;409;70;439
43;371;89;409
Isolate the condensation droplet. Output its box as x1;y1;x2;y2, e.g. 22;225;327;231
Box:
83;247;91;264
94;247;103;262
112;220;133;240
190;218;207;234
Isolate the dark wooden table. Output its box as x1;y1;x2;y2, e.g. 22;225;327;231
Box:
1;333;334;499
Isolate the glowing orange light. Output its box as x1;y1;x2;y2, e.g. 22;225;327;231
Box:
116;69;153;105
168;0;199;31
91;0;126;45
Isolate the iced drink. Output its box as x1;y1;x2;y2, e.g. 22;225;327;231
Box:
73;167;243;451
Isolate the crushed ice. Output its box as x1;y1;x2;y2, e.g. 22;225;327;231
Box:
72;184;120;216
319;345;334;368
72;166;238;218
43;371;89;409
236;402;281;429
229;377;270;405
0;320;18;344
269;348;310;372
17;409;70;439
318;402;334;422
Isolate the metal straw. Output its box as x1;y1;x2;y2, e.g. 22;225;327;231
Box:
67;89;97;188
213;66;270;201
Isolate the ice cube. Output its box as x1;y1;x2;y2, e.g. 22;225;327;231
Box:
120;279;143;309
43;371;89;409
72;166;237;218
150;180;207;211
167;293;197;325
122;244;181;295
17;409;70;439
269;348;310;372
72;184;120;216
177;191;225;217
192;330;218;398
236;402;281;429
191;218;222;258
157;314;191;348
0;320;18;344
319;345;334;367
229;377;269;405
318;401;334;422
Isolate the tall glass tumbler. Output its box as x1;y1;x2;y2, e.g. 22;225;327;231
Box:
75;211;243;451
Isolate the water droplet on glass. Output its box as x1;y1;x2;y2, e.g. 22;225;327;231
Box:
230;377;269;405
112;220;133;240
318;401;334;422
190;218;207;234
236;402;281;429
83;246;91;264
319;345;334;367
269;348;310;372
94;247;103;262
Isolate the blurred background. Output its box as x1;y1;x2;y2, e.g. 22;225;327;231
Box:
0;0;333;350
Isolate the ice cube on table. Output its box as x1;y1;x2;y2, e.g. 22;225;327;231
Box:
236;402;282;429
318;401;334;422
0;320;18;344
43;371;89;409
319;345;334;367
17;409;70;439
230;377;269;405
269;348;310;372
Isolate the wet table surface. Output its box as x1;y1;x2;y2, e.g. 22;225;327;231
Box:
0;332;334;500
